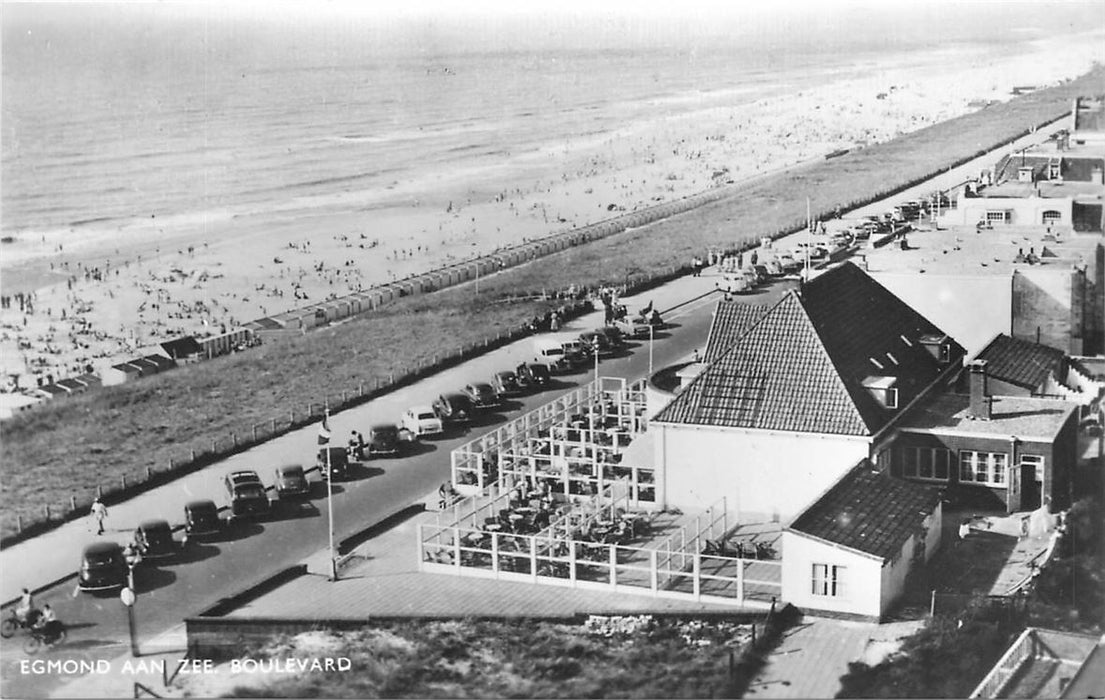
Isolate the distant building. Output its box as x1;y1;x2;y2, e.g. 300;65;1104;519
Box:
970;627;1105;698
160;336;203;362
782;461;942;620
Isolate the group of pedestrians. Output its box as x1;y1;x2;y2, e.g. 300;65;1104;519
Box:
15;588;60;642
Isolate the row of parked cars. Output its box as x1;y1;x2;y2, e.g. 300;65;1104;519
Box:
76;322;657;592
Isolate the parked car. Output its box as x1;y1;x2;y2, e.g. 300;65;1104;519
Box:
491;370;523;397
597;325;627;348
401;405;444;437
579;330;615;358
516;362;552;389
78;541;128;592
317;447;349;481
534;338;571;372
558;337;591;367
752;264;771;284
463;382;500;409
366;423;410;456
184;499;222;539
133;519;176;560
614;316;651;339
273;464;310;498
721;269;758;294
434;392;474;423
224;470;270;520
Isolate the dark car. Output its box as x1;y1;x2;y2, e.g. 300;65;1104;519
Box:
366;423;408;457
78;541;128;592
274;464;310;498
491;370;523;397
134;519;176;559
184;499;221;538
516;362;551;389
579;330;615;358
224;470;270;520
598;326;627;348
317;447;349;481
434;392;474;423
463;382;499;409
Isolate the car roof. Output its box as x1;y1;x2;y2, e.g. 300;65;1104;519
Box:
229;470;261;480
468;382;492;390
370;423;399;431
442;392;469;401
139;519;171;531
495;370;514;377
409;404;435;414
186;499;217;510
84;541;123;555
277;464;305;473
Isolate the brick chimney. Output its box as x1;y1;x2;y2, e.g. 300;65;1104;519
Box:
968;359;991;420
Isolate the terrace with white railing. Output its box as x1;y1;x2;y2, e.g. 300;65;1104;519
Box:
424;376;782;608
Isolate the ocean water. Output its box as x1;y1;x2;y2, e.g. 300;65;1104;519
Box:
2;3;1102;245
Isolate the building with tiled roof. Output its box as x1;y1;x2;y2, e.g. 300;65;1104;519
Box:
890;360;1079;513
781;460;943;619
974;333;1103;405
702;302;768;363
651;262;965;520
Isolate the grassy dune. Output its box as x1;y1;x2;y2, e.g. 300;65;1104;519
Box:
2;66;1102;541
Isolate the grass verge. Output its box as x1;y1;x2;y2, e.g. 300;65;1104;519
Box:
2;67;1103;542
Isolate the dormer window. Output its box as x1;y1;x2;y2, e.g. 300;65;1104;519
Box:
863;376;899;409
919;334;951;364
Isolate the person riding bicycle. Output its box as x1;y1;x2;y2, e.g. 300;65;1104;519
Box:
34;604;60;643
15;588;39;627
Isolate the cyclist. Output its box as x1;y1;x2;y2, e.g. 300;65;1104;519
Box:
34;605;60;644
15;588;39;627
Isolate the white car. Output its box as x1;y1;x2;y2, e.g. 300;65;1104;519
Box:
402;405;444;437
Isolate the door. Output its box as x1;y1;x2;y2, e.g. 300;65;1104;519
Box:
1021;463;1041;511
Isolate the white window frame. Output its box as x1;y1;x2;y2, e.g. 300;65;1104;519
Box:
1021;454;1045;481
986;210;1009;223
959;450;1008;487
1042;210;1062;224
811;563;846;598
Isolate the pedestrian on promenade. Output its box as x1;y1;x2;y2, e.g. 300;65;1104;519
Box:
90;498;108;535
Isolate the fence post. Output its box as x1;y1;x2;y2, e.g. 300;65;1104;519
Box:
97;485;103;499
169;458;174;470
16;515;21;532
211;439;216;454
253;425;258;442
121;475;127;490
146;466;153;480
271;418;276;432
44;504;50;520
290;409;294;425
190;449;196;463
232;432;237;447
70;495;77;512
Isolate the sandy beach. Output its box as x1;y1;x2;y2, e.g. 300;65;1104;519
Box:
2;29;1103;391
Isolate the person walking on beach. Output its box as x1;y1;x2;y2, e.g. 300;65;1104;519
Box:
90;498;108;535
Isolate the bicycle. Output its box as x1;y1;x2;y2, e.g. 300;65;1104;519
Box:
23;622;66;654
1;608;39;638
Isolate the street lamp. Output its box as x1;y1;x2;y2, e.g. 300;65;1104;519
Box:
120;586;138;657
648;324;654;381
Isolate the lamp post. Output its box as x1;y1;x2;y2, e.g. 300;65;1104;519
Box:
120;586;138;657
319;410;338;581
648;324;654;380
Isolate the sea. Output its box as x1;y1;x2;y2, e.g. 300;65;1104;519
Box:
3;2;1104;250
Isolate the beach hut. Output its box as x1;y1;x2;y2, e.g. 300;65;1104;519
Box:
161;336;203;362
33;383;69;400
143;354;177;374
55;378;89;394
102;362;143;386
0;393;42;421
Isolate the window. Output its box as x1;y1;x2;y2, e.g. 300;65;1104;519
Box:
986;210;1009;223
812;564;846;598
900;446;951;481
1042;210;1062;224
959;450;1008;487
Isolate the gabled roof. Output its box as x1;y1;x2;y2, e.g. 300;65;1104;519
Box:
161;336;202;359
976;334;1066;390
703;302;769;363
788;461;941;561
654;263;964;436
